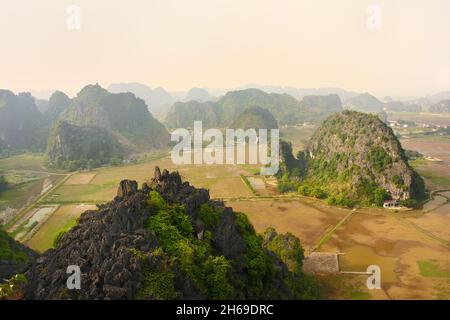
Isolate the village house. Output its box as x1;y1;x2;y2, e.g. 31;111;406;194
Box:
383;199;400;209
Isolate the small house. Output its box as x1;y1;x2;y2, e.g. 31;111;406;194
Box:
383;199;400;209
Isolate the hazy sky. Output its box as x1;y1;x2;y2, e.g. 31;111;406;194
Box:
0;0;449;97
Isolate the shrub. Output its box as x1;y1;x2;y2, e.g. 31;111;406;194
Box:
200;256;234;299
0;230;27;263
53;230;67;248
0;274;28;299
298;185;309;196
235;212;272;296
366;146;392;172
147;191;167;211
400;198;419;208
136;268;178;300
0;175;8;193
144;193;235;299
198;204;221;228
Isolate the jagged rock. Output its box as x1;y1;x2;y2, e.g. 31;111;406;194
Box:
20;167;315;300
117;180;138;198
0;230;37;281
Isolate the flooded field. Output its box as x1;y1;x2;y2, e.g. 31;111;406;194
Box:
226;198;349;251
402;136;450;190
321;211;449;300
225;195;449;300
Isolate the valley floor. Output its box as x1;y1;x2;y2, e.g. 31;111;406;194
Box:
1;131;449;300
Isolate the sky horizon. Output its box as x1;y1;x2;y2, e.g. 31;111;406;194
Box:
1;0;449;98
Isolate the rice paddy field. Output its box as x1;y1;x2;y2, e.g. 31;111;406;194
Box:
40;156;255;205
388;111;450;126
1;125;449;299
26;204;97;253
0;154;65;225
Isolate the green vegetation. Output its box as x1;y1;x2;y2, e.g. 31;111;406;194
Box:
277;173;300;193
0;229;27;263
349;290;372;300
198;203;221;228
0;174;8;193
366;146;392;172
417;260;450;278
235;212;274;296
142;192;234;299
136;266;179;299
52;230;67;248
165;88;342;128
141;191;320;299
263;227;304;273
47;121;124;171
277;111;426;207
60;84;170;150
0;274;28;299
240;175;257;195
231;106;278;129
414;167;450;189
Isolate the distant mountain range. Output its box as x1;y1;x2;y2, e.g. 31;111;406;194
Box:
343;93;385;112
165;88;343;128
343;93;425;113
2;82;449;163
429;99;450;113
231;106;278;130
1;84;170;170
0;90;54;154
107;83;175;117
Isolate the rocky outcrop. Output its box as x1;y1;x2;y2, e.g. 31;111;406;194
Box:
280;111;426;205
22;167;316;300
0;230;37;281
117;180;138;198
46;121;123;167
59;84;170;150
304;111;426;202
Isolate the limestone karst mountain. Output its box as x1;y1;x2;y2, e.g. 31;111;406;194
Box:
344;92;384;112
19;168;320;300
58;84;170;151
165;88;342;128
279;111;426;207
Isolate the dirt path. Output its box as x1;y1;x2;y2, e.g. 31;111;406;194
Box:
6;172;73;233
310;208;357;253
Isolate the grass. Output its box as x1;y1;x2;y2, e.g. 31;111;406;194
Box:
237;164;262;175
417;260;450;278
41;182;117;203
0;177;55;211
314;209;356;251
349;290;372;300
416;170;450;189
318;274;374;300
42;155;254;203
0;229;27;262
240;174;257;196
0;153;46;171
27;205;97;253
